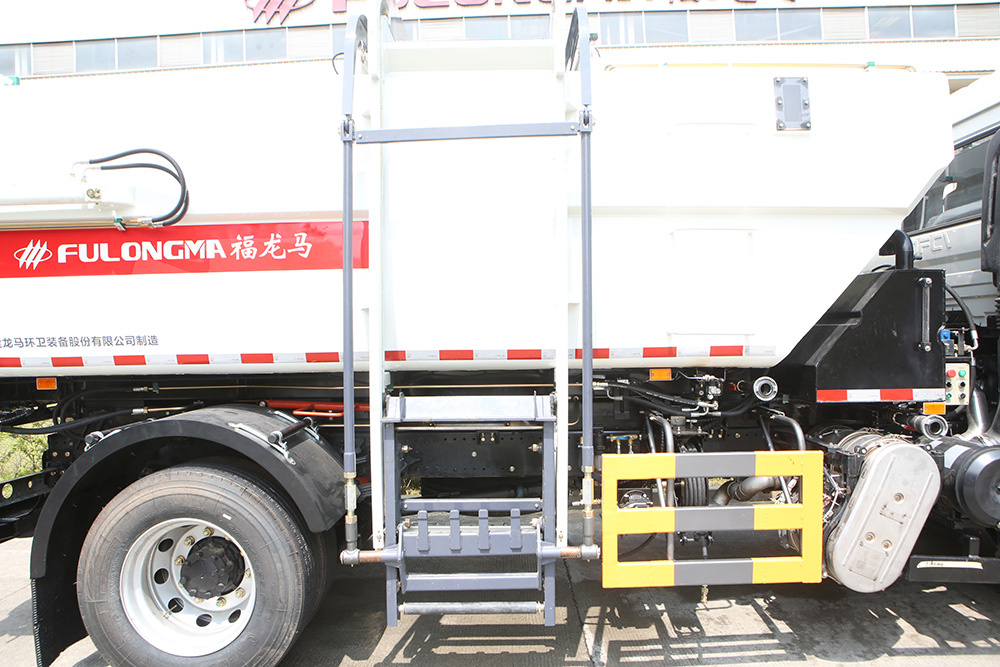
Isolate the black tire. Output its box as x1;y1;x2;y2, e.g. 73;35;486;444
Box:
77;464;314;667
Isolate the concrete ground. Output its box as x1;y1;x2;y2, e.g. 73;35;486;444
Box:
2;533;999;667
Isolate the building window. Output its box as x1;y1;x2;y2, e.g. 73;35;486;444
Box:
689;10;736;43
466;17;508;40
912;6;957;38
0;44;31;77
869;7;912;39
75;39;115;72
246;28;286;61
117;37;157;70
779;9;822;41
510;15;547;40
735;10;778;42
32;42;74;75
203;31;243;65
644;12;688;44
600;12;645;45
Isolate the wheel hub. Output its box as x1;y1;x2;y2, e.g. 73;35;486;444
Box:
179;536;245;599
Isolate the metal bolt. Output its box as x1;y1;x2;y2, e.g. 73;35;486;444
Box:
776;98;783;106
865;532;875;542
400;445;411;453
530;444;540;452
471;451;478;458
882;540;892;550
193;597;204;603
245;570;252;580
234;588;246;599
216;597;227;607
775;77;783;85
777;122;786;130
804;99;810;107
893;493;904;503
509;466;516;472
184;536;196;547
203;527;214;537
174;556;185;566
805;122;812;129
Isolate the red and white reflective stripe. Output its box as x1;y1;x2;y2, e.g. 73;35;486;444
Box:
575;345;776;359
0;353;345;368
0;344;779;369
817;388;945;403
385;349;556;362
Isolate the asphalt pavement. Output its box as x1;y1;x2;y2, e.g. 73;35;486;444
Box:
2;530;1000;667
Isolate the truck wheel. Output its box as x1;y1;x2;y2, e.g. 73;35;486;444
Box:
78;464;314;667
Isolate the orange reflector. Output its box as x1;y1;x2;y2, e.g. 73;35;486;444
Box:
36;378;57;391
922;402;946;415
649;369;672;381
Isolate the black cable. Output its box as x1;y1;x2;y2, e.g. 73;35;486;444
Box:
942;282;979;346
0;409;137;435
619;534;656;559
89;149;188;226
716;395;761;418
607;382;703;408
0;408;34;425
623;395;688;418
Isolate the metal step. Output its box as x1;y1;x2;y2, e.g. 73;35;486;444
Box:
403;572;538;593
399;601;542;617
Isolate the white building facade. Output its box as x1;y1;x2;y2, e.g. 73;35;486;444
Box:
1;1;998;90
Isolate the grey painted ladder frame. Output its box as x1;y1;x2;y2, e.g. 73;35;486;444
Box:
339;5;596;626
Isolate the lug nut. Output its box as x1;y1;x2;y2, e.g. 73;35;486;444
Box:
203;527;214;537
184;536;196;546
174;556;185;566
216;597;227;607
234;588;246;599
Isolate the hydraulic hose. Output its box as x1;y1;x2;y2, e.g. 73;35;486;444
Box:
0;408;35;426
716;395;761;418
623;395;688;418
608;382;704;409
0;409;142;435
88;148;189;226
942;282;980;350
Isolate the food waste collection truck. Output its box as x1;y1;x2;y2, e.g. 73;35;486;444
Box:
2;3;998;666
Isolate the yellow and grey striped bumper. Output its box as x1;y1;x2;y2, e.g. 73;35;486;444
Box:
601;451;824;588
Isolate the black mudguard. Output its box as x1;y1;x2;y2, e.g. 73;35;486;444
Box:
30;404;346;667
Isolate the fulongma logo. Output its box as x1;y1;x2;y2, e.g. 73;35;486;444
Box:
246;0;314;24
14;239;227;270
14;241;52;269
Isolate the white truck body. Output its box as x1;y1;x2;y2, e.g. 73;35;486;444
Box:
0;38;951;377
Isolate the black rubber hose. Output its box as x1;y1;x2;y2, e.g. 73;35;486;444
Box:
608;382;703;408
716;395;761;418
0;408;34;425
624;395;688;418
89;149;188;225
619;534;656;558
0;409;137;435
942;281;979;345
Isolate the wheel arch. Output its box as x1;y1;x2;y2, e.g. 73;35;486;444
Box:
30;404;346;667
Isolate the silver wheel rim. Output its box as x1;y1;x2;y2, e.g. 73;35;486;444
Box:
120;518;257;657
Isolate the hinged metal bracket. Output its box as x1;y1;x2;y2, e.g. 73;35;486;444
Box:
341;118;355;143
230;422;296;465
